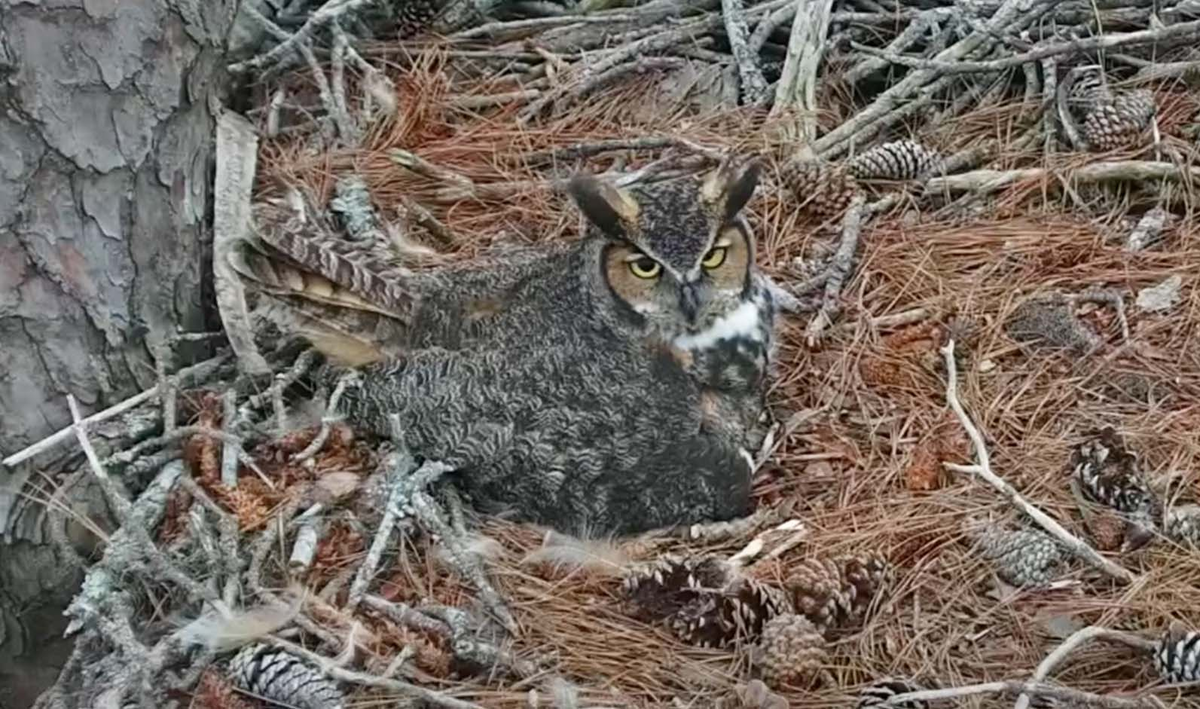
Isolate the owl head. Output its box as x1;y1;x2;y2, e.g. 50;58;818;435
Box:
568;157;763;339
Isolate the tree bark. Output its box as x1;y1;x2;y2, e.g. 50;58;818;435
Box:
0;0;240;704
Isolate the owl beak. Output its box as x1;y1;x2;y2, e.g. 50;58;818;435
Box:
679;283;700;325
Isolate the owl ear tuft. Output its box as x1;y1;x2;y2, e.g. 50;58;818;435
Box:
567;174;639;238
701;156;762;224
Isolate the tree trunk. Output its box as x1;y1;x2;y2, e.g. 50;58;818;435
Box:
0;0;240;704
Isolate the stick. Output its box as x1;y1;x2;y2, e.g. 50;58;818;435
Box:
227;0;378;73
1012;626;1157;709
294;371;361;463
220;391;240;489
805;194;867;346
853;18;1200;74
721;0;770;105
881;679;1161;708
925;161;1200;195
814;0;1044;155
266;637;485;709
345;448;419;612
771;0;835;147
212;111;271;376
1056;65;1090;151
2;353;228;468
939;340;1137;584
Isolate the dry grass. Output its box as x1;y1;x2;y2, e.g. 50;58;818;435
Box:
243;42;1200;708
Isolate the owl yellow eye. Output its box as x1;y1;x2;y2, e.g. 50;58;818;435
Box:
701;247;727;269
628;257;662;279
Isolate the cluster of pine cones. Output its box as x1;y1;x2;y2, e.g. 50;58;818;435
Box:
778;140;944;220
621;550;891;687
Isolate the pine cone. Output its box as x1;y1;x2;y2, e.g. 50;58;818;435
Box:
397;0;441;38
621;554;730;622
975;527;1066;587
755;613;827;687
1154;622;1200;684
1082;90;1156;152
847;140;943;181
1070;427;1162;550
229;643;345;709
1164;505;1200;549
779;159;860;219
856;678;929;708
784;552;890;634
670;576;793;649
1005;295;1102;354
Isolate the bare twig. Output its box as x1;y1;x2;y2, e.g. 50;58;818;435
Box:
1056;65;1090;151
771;0;835;148
1012;626;1157;709
939;339;1137;584
220;391;240;489
853;18;1200;74
925;161;1200;195
721;0;770;105
266;636;485;709
294;371;361;463
880;679;1162;708
228;0;378;74
805;194;867;346
212;111;271;375
345;448;419;612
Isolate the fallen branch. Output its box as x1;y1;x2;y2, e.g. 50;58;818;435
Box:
880;679;1162;708
771;0;835;147
228;0;378;74
1012;626;1158;709
266;636;486;709
925;161;1200;195
852;18;1200;75
213;111;271;376
3;355;229;468
939;340;1138;585
721;0;770;105
804;193;868;346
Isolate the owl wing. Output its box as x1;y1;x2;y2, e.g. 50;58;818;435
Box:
328;341;752;537
227;198;425;366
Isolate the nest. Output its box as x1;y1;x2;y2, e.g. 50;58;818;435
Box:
17;0;1200;708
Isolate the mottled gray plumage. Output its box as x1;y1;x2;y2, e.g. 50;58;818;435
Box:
235;157;777;537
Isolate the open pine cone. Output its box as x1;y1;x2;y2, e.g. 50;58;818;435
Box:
847;140;943;181
1082;90;1156;152
784;552;890;635
779;158;861;219
1154;621;1200;684
669;575;793;649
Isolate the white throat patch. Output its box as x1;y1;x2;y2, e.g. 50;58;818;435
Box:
672;299;763;351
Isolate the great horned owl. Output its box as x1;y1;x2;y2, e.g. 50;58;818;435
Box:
232;157;779;537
